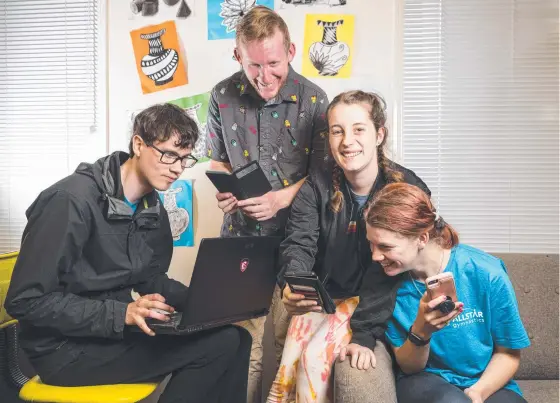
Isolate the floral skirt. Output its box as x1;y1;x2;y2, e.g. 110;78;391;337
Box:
266;296;359;403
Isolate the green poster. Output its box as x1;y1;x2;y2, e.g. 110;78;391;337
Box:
169;92;211;163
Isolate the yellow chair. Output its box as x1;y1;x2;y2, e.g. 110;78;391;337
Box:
0;250;18;325
19;376;161;403
0;251;161;403
0;250;28;389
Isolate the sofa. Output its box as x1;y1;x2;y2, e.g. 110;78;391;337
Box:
262;253;559;403
4;253;558;402
499;253;559;402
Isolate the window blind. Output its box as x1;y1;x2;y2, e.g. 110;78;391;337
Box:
0;0;104;253
401;0;559;253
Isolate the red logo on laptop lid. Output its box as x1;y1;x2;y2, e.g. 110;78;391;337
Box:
240;258;249;272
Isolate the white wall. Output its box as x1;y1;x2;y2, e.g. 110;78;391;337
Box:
107;0;399;285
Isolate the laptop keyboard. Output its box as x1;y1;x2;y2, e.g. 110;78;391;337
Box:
146;312;182;328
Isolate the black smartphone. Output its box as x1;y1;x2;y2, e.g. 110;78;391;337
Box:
284;271;336;314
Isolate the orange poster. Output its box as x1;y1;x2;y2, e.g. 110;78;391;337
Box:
130;20;188;94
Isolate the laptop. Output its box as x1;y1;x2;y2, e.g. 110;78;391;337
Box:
144;236;281;335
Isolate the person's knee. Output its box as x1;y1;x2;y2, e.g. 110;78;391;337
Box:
238;316;266;347
396;374;470;403
417;388;470;403
299;339;325;369
223;325;254;351
236;325;253;352
206;326;243;361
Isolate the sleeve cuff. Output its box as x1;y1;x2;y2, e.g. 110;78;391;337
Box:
350;332;378;351
112;301;128;339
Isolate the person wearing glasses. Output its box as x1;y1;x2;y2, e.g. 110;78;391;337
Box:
5;104;252;403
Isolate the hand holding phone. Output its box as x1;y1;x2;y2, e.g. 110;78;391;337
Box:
282;284;323;315
283;272;336;315
425;272;458;314
410;272;464;339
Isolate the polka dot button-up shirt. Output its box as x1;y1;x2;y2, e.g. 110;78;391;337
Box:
207;66;329;237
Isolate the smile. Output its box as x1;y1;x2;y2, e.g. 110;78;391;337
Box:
341;151;362;158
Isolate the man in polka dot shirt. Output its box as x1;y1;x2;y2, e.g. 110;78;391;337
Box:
206;6;329;403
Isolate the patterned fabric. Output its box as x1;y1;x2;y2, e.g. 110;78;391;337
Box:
206;65;329;237
267;297;360;403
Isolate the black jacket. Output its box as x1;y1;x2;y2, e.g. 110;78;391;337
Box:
6;152;188;358
278;161;430;350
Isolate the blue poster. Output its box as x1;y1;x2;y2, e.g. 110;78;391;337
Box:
159;180;194;247
208;0;275;40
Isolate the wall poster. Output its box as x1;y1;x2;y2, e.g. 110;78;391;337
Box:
130;20;188;94
159;179;195;247
169;92;211;162
302;14;354;78
208;0;275;40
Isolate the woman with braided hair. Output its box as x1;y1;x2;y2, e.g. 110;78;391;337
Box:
365;183;530;403
267;90;429;403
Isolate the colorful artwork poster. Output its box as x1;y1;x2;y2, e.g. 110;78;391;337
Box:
208;0;275;40
277;0;349;8
130;20;188;94
169;92;211;163
302;14;354;78
159;179;195;247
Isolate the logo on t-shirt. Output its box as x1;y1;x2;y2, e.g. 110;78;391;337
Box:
451;307;485;329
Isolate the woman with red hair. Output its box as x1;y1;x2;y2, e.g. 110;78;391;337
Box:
365;183;530;403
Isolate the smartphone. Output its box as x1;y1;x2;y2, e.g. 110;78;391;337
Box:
284;272;336;314
289;284;320;301
425;272;457;313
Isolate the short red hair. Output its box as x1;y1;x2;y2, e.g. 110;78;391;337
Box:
366;183;459;249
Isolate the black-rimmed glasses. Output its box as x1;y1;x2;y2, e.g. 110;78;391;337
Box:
149;144;198;169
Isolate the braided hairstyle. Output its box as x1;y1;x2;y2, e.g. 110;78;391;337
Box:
326;90;403;213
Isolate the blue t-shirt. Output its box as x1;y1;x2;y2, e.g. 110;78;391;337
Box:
385;244;530;396
124;196;139;213
350;189;369;209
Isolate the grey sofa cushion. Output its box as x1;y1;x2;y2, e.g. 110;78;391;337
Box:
517;380;559;403
333;341;397;403
495;253;559;380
